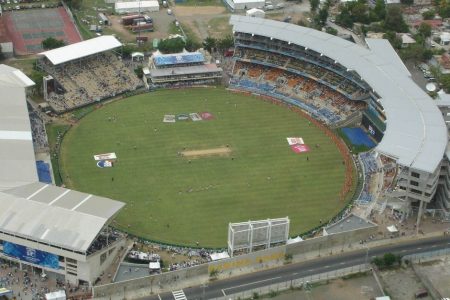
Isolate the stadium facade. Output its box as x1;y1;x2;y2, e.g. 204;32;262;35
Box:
229;16;450;224
0;64;125;285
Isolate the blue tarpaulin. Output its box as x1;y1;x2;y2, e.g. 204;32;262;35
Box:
36;160;52;184
341;127;376;148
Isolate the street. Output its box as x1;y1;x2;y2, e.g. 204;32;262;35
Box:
141;235;450;300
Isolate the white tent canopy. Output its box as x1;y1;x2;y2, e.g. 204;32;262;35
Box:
132;52;144;58
387;225;398;233
45;290;66;300
39;36;122;66
209;251;230;261
115;1;159;14
246;8;265;18
287;236;303;244
149;261;161;270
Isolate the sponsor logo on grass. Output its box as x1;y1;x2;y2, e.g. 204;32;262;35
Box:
97;160;114;168
93;152;117;161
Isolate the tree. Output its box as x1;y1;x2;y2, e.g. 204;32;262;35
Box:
65;0;82;9
373;0;386;20
336;7;354;28
384;6;409;32
216;35;234;51
336;0;370;28
417;23;432;39
29;70;45;96
383;253;398;267
134;66;143;78
440;74;450;93
400;44;432;61
383;31;402;49
185;38;200;52
122;44;138;58
158;37;186;54
437;0;450;18
350;1;369;23
326;27;338;35
310;0;320;12
316;7;329;26
42;37;65;50
203;36;217;53
422;9;436;20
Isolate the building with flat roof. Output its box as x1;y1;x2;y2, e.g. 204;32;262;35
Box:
0;64;126;286
224;0;265;11
144;50;222;88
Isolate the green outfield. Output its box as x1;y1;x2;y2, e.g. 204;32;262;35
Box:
60;88;352;248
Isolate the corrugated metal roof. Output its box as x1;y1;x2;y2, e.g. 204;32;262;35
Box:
230;15;447;173
2;182;125;252
39;36;122;66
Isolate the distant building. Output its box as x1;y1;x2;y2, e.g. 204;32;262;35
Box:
98;13;109;26
0;17;12;57
413;19;443;30
144;50;222;88
435;54;450;74
399;33;416;48
441;32;450;45
224;0;265;11
414;0;432;5
385;0;400;4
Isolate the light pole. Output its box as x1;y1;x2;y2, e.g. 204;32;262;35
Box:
201;283;208;300
363;244;370;267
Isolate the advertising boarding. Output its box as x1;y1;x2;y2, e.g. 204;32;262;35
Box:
3;242;59;269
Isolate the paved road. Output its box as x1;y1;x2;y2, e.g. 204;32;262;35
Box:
141;235;450;300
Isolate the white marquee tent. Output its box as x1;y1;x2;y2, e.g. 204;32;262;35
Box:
115;1;159;14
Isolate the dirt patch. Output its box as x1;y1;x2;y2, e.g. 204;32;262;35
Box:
173;6;229;40
416;259;450;298
181;146;231;158
173;6;226;16
379;267;432;300
273;273;384;300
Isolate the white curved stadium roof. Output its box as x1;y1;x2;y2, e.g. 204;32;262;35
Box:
230;15;447;173
39;35;122;66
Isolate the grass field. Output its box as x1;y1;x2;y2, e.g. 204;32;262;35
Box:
60;88;351;248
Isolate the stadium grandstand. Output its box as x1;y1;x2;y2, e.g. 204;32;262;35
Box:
229;16;450;225
0;64;126;286
37;35;142;113
143;50;223;89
